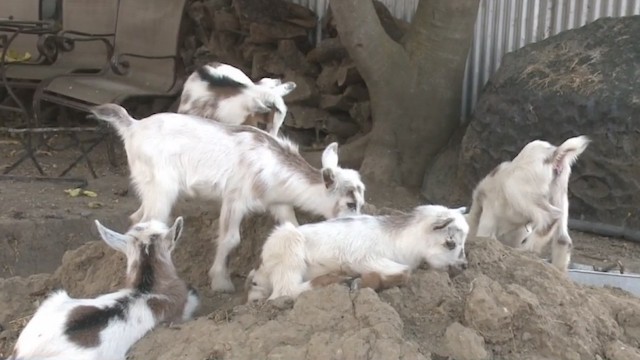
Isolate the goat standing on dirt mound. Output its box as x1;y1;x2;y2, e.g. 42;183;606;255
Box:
91;103;366;293
178;61;296;136
9;217;199;360
465;135;590;271
246;205;469;302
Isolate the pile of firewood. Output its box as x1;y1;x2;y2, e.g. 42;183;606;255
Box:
181;0;408;149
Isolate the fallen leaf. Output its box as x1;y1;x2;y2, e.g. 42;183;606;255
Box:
64;188;82;197
83;190;98;197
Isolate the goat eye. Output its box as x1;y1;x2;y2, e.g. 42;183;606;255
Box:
252;281;258;286
347;202;357;210
444;240;456;250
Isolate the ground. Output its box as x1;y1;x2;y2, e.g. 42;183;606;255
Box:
1;133;640;359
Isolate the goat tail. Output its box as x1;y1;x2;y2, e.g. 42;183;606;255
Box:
89;103;135;133
197;62;253;88
553;135;590;168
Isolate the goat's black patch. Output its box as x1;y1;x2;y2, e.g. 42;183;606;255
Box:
64;297;131;347
137;243;155;293
197;66;247;89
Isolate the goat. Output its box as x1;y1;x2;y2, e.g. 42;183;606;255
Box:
90;103;366;293
245;204;469;302
9;217;199;360
177;61;296;136
465;135;590;270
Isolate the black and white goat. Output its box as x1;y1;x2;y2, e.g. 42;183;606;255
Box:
177;62;296;136
465;135;590;270
246;205;469;302
90;104;366;293
9;217;199;360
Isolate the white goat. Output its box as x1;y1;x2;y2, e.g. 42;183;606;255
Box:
465;135;590;270
90;104;366;293
177;61;296;137
246;205;469;302
9;217;199;360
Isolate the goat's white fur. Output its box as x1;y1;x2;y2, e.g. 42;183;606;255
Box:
246;205;469;302
465;135;590;270
177;62;296;136
91;103;366;293
10;217;198;360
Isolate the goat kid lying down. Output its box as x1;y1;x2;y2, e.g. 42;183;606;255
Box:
246;205;469;302
9;217;199;360
91;104;366;293
465;135;590;270
178;61;296;136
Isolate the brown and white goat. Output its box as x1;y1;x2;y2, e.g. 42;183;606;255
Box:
9;217;199;360
465;135;590;270
90;103;366;293
246;205;469;302
177;62;296;136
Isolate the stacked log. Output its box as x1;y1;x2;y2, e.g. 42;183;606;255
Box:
181;0;408;149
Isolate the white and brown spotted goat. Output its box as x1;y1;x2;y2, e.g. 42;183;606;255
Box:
465;135;590;271
246;205;469;302
177;61;296;136
90;103;366;293
9;217;199;360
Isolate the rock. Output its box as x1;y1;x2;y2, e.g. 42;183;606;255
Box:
442;322;488;360
458;16;640;229
604;340;640;360
306;38;348;64
316;64;341;94
247;22;308;44
284;105;335;129
319;93;353;112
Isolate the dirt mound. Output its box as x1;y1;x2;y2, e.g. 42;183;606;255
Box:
129;286;425;360
2;207;640;359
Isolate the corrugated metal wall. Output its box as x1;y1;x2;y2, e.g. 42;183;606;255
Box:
289;0;640;121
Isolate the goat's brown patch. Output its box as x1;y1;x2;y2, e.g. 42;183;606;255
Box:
230;126;321;184
359;271;410;291
64;299;129;348
310;273;350;288
433;218;455;230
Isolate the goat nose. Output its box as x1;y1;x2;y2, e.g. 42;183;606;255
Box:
460;262;468;270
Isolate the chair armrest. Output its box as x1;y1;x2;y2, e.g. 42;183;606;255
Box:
54;30;115;58
109;52;178;75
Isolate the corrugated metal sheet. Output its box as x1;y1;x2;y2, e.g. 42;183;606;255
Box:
288;0;640;121
462;0;640;121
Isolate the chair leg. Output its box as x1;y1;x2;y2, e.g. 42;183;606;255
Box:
58;132;101;179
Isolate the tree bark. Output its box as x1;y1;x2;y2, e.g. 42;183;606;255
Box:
329;0;479;187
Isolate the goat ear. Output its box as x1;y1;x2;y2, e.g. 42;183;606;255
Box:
432;217;455;231
321;142;339;169
454;206;467;214
95;220;128;253
322;168;335;189
250;98;271;114
168;216;184;247
274;81;296;97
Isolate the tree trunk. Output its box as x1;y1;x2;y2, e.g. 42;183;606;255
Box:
330;0;480;188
